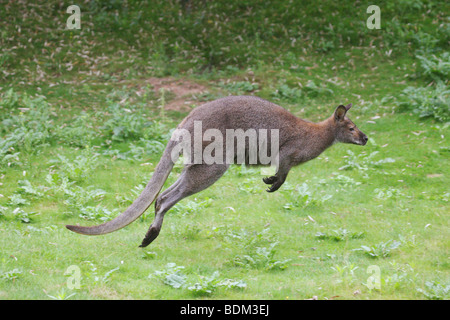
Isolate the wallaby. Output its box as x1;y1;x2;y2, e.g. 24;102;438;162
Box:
66;96;368;247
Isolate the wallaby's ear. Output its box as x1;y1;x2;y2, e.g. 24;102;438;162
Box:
345;103;352;111
334;105;347;121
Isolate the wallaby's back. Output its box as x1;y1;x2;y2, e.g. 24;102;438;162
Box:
179;96;304;137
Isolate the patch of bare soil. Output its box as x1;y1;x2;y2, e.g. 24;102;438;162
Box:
143;77;208;111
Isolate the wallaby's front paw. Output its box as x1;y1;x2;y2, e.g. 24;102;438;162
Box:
266;181;283;193
264;175;284;192
263;176;277;185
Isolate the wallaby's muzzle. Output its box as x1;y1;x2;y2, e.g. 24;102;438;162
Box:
356;132;369;145
361;134;369;145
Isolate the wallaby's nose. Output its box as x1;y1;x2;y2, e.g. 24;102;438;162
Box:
362;135;368;145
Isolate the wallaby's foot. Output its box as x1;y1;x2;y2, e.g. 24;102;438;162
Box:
263;176;277;185
139;225;161;248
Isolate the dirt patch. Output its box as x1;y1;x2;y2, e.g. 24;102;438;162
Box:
143;77;208;111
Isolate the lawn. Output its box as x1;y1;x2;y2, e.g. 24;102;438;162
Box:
0;0;448;300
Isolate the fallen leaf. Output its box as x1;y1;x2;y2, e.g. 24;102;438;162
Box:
427;174;443;178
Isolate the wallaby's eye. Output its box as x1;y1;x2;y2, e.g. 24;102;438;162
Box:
349;127;355;132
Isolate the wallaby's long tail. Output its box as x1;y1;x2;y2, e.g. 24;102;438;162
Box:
66;141;176;235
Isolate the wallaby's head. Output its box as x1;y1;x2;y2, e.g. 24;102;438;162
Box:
332;103;368;146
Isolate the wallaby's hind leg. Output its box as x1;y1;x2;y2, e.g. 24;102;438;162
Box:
140;163;229;247
153;170;186;211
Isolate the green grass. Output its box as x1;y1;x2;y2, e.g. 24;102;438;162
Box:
0;0;449;300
